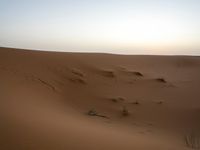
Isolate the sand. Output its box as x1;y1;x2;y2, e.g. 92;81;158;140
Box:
0;47;200;150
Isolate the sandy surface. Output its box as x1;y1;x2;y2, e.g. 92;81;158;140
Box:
0;47;200;150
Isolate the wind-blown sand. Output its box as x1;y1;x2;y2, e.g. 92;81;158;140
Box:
0;47;200;150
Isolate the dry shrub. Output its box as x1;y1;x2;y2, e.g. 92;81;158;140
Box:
184;132;200;149
87;109;109;119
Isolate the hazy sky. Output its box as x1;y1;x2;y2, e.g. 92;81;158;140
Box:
0;0;200;55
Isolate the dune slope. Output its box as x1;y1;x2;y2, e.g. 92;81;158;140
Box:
0;47;200;150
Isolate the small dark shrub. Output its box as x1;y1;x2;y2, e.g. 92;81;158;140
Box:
132;100;140;105
109;97;125;103
110;98;118;103
156;78;167;83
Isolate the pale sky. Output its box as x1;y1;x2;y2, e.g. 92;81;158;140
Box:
0;0;200;55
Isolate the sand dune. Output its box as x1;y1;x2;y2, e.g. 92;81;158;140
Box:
0;47;200;150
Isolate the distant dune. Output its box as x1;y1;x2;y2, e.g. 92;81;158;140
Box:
0;47;200;150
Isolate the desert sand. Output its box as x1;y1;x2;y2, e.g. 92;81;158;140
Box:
0;47;200;150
